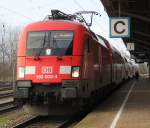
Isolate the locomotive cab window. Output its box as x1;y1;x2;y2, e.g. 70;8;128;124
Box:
26;31;73;56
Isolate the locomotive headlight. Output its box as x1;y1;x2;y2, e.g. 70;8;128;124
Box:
18;67;25;78
71;66;80;78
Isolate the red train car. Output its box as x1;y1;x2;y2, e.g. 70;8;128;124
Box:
15;11;125;115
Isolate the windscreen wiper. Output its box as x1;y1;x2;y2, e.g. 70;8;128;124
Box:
34;32;47;60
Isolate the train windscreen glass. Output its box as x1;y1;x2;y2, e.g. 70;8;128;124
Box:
27;31;73;56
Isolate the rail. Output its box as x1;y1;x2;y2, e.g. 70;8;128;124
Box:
0;82;15;114
11;115;40;128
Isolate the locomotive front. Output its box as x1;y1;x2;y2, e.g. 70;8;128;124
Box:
15;21;85;108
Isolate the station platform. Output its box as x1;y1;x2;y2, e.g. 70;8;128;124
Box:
75;76;150;128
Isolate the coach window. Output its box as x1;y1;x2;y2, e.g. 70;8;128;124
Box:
84;38;90;54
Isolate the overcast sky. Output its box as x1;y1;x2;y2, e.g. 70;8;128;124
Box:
0;0;129;56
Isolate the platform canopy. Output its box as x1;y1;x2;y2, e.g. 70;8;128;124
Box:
101;0;150;63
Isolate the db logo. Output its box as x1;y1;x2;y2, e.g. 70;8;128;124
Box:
42;66;52;74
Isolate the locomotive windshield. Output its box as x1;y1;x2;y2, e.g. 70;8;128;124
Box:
26;31;73;56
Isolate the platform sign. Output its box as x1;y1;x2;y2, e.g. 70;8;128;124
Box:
110;17;130;38
127;43;135;51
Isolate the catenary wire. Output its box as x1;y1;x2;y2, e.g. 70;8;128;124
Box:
0;5;34;21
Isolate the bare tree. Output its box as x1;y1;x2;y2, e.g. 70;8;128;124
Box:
0;23;20;81
0;24;6;64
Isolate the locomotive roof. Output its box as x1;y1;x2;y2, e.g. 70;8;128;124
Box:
24;20;87;31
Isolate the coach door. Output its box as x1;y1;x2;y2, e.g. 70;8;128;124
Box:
83;38;90;79
82;37;96;96
98;46;102;85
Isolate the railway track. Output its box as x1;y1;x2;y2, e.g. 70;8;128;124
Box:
0;81;131;128
6;91;108;128
0;82;13;96
11;116;72;128
0;84;93;127
10;108;90;128
11;115;40;128
0;82;16;113
0;82;12;88
0;103;18;115
0;82;89;128
0;86;13;91
0;90;14;98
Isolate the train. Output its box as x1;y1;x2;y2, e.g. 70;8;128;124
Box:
15;10;136;115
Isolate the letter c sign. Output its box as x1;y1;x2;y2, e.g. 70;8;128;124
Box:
110;17;130;38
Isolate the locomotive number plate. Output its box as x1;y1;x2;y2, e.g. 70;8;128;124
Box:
42;66;52;74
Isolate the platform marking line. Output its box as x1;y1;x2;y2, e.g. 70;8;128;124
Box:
110;81;136;128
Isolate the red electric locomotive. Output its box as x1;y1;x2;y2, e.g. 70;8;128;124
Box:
15;10;125;115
